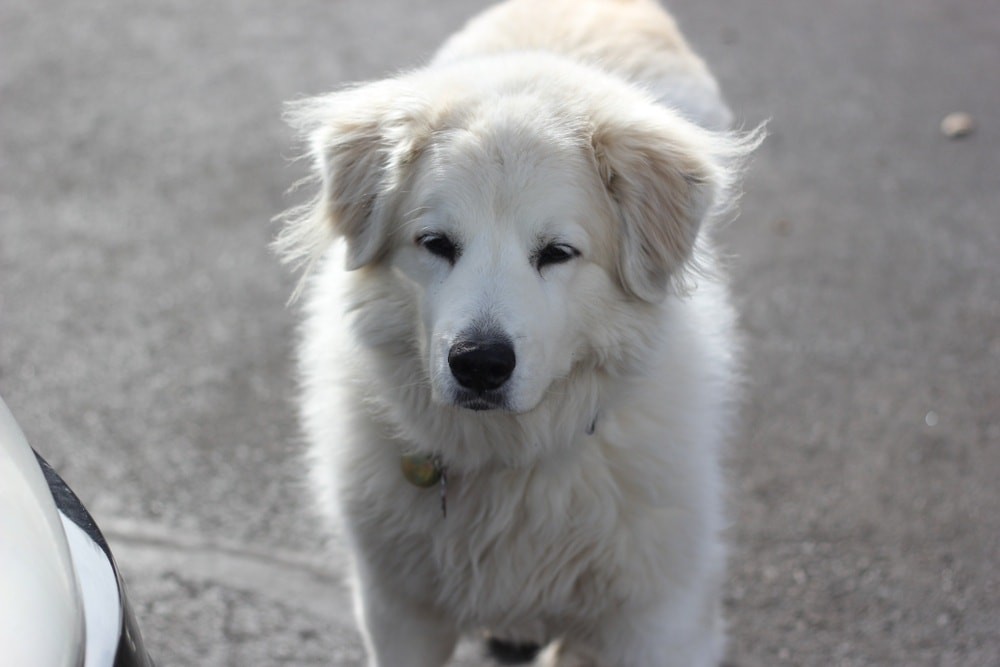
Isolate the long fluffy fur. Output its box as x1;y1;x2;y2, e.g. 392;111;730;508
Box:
280;1;761;665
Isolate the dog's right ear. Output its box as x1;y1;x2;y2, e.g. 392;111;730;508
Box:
276;80;431;276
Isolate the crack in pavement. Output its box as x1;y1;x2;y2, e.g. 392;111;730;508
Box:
100;518;355;625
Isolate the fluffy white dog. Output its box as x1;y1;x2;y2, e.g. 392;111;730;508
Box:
278;1;761;665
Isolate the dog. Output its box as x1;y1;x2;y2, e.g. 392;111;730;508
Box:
278;1;760;665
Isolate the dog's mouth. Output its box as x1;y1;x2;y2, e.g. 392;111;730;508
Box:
452;389;509;412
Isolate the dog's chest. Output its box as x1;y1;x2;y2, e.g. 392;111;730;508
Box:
379;455;636;633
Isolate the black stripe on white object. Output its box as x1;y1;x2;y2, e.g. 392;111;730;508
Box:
35;452;113;559
35;451;154;667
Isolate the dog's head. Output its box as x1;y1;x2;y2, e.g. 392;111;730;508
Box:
280;56;758;415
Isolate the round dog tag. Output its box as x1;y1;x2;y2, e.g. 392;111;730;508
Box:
400;453;442;488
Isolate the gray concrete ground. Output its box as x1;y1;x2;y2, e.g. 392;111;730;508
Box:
2;0;998;665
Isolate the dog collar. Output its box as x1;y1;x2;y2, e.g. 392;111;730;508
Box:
399;413;597;518
400;453;448;517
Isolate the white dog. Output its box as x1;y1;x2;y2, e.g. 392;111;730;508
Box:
279;1;760;665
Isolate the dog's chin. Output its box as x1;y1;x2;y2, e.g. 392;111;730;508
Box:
431;379;548;414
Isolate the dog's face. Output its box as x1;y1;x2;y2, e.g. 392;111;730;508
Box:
389;112;611;412
282;59;745;414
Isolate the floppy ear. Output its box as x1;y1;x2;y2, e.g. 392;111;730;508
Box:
277;81;430;274
592;113;743;302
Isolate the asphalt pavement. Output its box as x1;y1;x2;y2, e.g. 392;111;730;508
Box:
2;1;998;665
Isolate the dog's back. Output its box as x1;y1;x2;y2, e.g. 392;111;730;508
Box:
434;0;733;130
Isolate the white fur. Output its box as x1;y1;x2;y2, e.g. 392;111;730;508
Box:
280;1;761;665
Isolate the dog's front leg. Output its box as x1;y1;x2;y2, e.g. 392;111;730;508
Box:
352;563;458;667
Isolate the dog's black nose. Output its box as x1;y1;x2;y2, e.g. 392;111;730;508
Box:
448;338;516;392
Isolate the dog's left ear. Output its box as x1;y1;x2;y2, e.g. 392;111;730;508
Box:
591;112;758;302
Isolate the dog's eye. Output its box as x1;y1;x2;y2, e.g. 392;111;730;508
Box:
536;243;580;270
417;233;459;263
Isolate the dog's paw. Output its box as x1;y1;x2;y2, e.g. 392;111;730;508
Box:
486;637;543;665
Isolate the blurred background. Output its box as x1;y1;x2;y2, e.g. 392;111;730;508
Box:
1;0;997;665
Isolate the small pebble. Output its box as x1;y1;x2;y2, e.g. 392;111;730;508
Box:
941;112;975;139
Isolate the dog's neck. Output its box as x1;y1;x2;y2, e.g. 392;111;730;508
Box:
399;408;601;518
